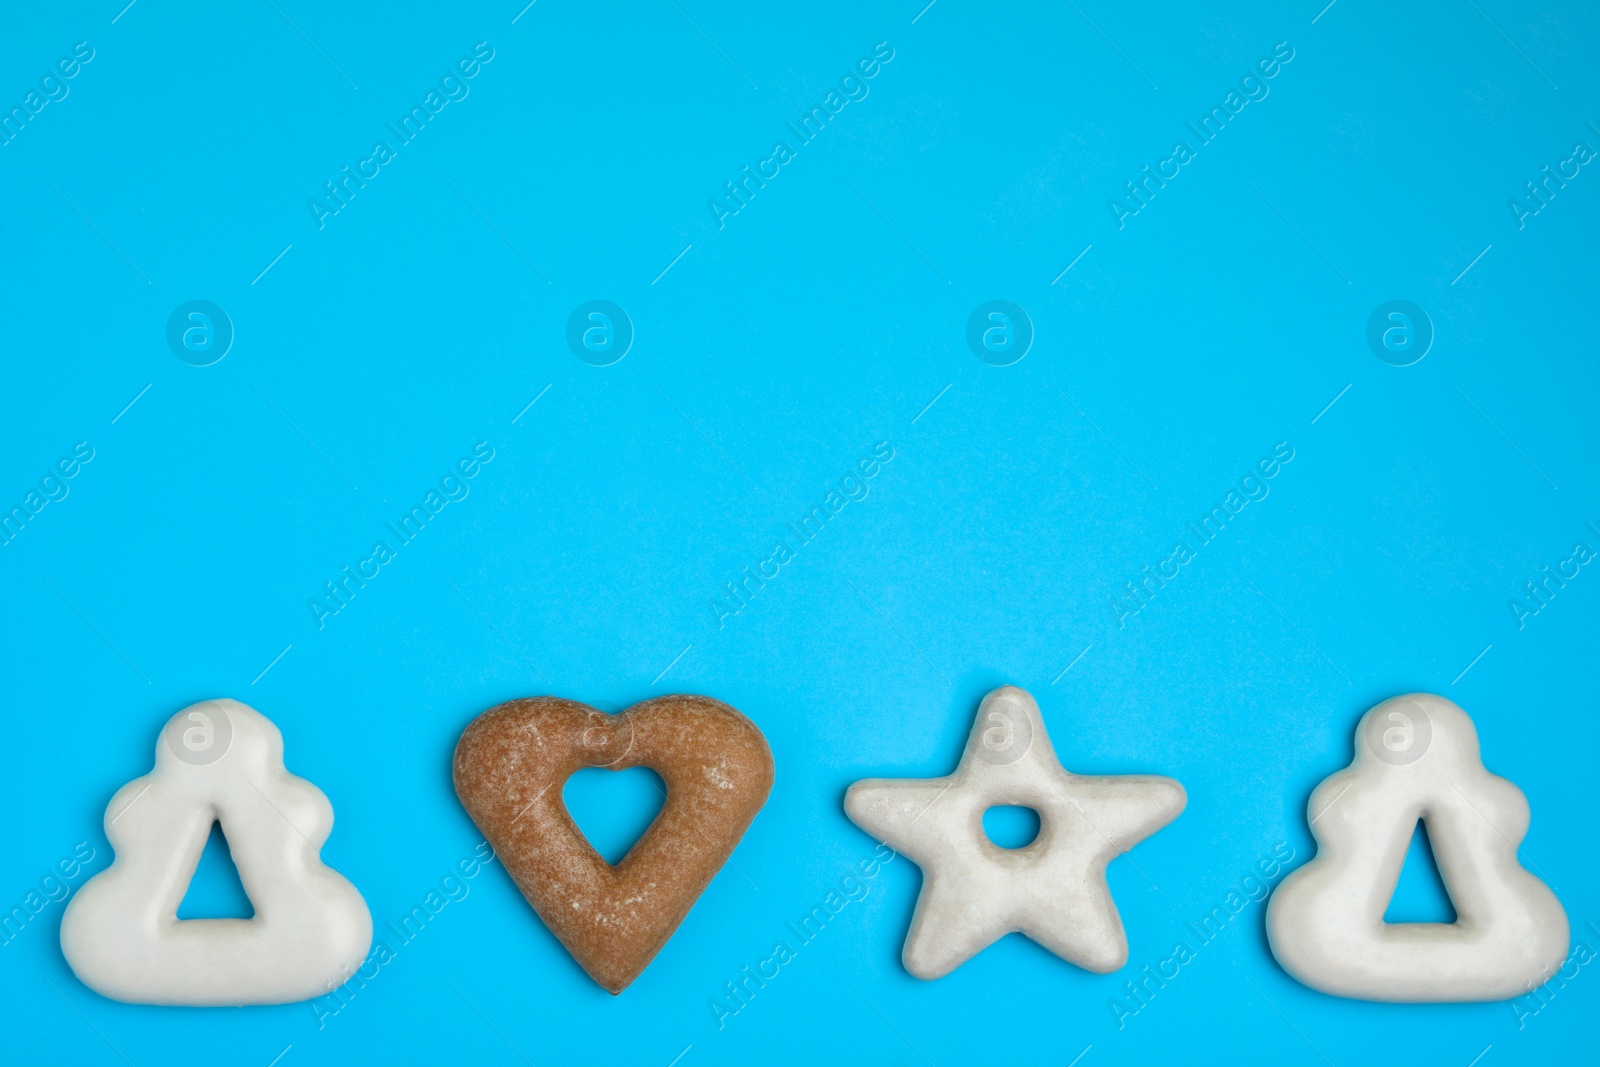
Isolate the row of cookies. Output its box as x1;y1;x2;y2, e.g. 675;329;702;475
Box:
56;688;1567;1006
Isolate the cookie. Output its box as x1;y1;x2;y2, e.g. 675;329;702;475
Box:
453;694;773;993
1266;694;1568;1001
844;685;1184;979
60;699;372;1005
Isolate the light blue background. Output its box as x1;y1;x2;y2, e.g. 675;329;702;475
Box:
1;1;1596;1063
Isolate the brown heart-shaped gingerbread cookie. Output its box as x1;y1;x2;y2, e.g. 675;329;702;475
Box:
453;694;773;993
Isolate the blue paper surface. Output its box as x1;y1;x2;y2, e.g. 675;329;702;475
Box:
1;2;1595;1063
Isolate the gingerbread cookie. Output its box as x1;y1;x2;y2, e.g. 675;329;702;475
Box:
453;694;773;993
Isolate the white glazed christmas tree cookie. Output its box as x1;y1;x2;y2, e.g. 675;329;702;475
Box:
1266;693;1568;1001
845;686;1185;978
60;699;372;1005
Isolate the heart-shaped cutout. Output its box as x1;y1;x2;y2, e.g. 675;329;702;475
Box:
453;694;774;993
562;767;667;866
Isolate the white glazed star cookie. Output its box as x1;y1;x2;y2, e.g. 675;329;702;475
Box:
845;685;1185;978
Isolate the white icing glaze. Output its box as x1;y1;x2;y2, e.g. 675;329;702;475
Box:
845;685;1185;978
1266;693;1569;1001
60;699;372;1005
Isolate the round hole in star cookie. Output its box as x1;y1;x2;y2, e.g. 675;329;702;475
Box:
981;805;1042;850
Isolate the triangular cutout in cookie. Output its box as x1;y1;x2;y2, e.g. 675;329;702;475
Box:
61;699;373;1006
1381;820;1456;924
176;822;254;920
1267;694;1568;1002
